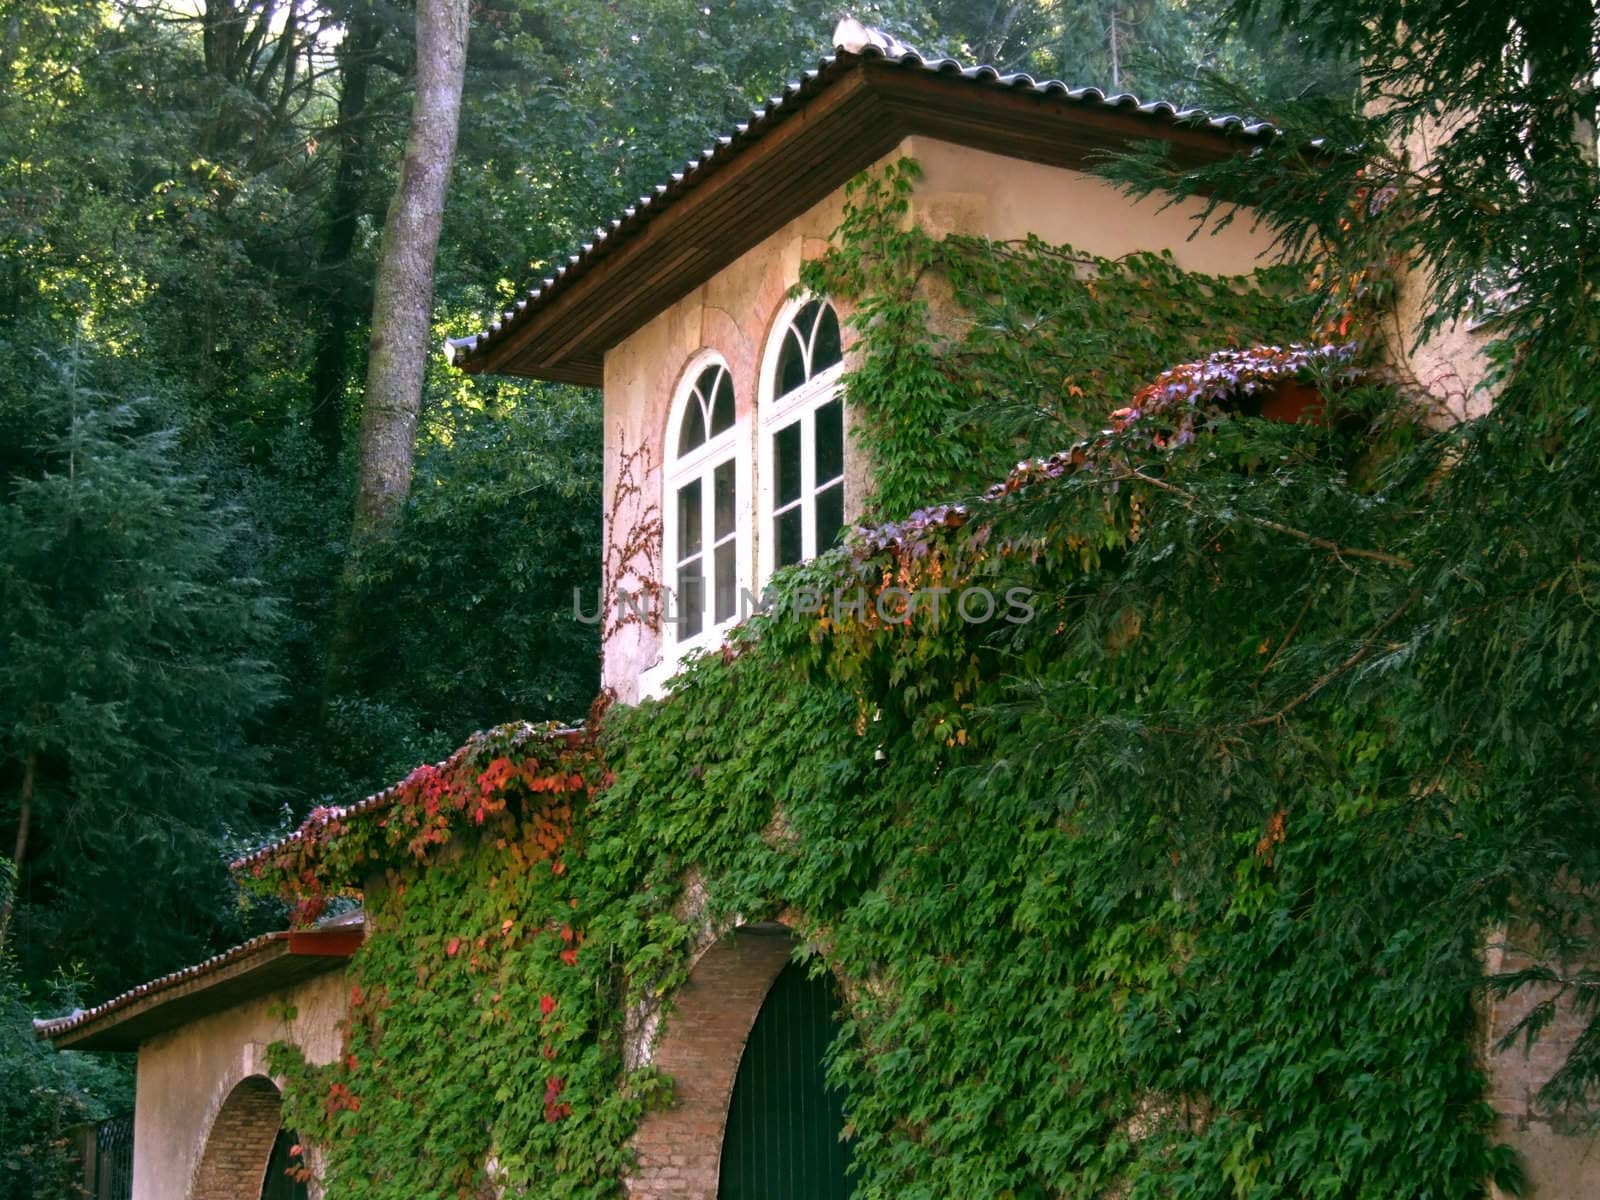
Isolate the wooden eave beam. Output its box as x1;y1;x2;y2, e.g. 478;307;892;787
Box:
462;59;1266;385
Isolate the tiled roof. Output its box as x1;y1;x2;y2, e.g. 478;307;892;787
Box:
34;924;362;1050
34;932;287;1041
230;723;585;872
446;21;1275;380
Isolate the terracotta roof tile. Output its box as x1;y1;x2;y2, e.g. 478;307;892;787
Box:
447;28;1274;378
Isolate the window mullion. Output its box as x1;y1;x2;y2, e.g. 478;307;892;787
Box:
702;461;717;631
800;407;817;560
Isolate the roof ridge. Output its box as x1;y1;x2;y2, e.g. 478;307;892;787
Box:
446;32;1273;374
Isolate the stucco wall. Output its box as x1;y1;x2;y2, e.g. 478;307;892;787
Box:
131;967;349;1200
1374;103;1496;420
1485;937;1600;1197
599;134;1281;702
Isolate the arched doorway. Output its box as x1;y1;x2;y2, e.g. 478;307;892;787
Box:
189;1075;309;1200
626;923;851;1200
717;958;851;1199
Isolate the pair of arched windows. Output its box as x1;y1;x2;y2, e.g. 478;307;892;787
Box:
664;298;847;651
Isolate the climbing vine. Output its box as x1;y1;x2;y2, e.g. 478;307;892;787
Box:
246;159;1587;1199
798;159;1325;517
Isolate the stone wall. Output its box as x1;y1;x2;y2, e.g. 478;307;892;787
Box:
1485;934;1600;1197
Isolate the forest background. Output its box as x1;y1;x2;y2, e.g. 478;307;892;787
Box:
0;0;1472;1190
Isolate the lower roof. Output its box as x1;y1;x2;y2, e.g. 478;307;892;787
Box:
35;925;362;1052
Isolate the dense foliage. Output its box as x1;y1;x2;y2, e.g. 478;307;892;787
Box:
13;0;1583;1194
246;165;1543;1196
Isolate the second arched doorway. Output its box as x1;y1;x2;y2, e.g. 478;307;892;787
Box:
188;1074;309;1200
626;923;852;1199
717;956;851;1199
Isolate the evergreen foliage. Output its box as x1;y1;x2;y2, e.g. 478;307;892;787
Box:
0;352;284;992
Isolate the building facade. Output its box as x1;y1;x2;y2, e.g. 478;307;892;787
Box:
39;23;1593;1200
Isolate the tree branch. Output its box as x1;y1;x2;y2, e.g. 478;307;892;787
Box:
1239;589;1421;728
1125;468;1416;570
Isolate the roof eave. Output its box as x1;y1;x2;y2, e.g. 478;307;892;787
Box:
452;49;1273;385
37;929;362;1052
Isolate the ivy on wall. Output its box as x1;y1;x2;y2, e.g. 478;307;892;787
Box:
252;161;1533;1199
800;159;1324;517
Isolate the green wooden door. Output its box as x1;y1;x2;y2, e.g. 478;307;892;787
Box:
718;958;851;1200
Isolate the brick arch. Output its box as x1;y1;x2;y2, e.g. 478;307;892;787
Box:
189;1074;284;1200
627;922;797;1200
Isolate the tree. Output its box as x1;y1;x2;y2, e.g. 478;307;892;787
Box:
0;352;283;990
307;0;394;466
1093;0;1600;1121
352;0;470;535
893;0;1352;102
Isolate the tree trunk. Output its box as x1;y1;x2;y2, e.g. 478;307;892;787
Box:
351;0;469;535
0;751;36;959
309;4;383;465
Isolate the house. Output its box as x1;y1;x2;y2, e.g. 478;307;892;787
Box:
445;17;1281;701
38;21;1584;1200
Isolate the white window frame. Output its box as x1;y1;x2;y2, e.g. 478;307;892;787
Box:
659;350;750;669
757;295;848;586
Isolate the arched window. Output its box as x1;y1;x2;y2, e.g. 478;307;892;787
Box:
760;298;847;581
664;356;745;645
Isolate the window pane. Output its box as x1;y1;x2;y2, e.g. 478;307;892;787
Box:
813;304;842;372
774;422;802;505
795;299;821;344
678;399;706;456
677;479;702;561
714;541;737;623
710;367;735;436
777;327;807;396
816;481;845;553
714;458;736;539
776;505;803;567
678;560;704;639
815;398;843;483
